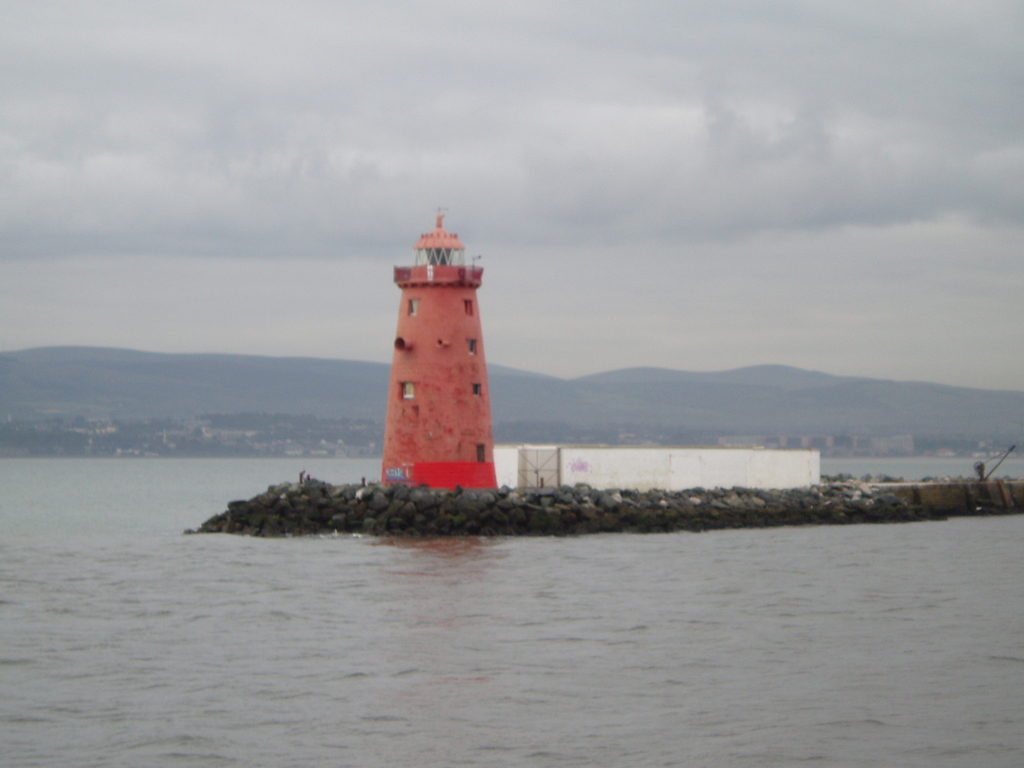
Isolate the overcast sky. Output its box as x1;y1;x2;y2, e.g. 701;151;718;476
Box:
2;1;1022;390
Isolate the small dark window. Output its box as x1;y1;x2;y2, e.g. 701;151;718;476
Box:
476;444;485;462
408;299;418;316
472;383;481;396
464;299;473;316
467;338;476;355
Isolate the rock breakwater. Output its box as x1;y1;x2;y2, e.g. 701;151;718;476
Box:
192;479;1021;537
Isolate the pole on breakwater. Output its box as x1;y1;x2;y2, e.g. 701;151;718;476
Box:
975;444;1016;482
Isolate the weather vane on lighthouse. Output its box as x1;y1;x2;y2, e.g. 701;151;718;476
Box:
381;213;497;489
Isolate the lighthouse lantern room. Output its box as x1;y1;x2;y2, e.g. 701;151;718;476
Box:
381;214;497;489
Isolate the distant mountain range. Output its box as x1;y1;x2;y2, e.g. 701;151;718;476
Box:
2;346;1022;442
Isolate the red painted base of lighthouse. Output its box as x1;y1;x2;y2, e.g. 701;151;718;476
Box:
381;215;497;490
384;461;496;490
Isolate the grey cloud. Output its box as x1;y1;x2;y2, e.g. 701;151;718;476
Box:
2;0;1021;260
2;0;1023;391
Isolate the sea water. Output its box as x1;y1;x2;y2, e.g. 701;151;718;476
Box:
821;455;1024;481
2;458;1023;767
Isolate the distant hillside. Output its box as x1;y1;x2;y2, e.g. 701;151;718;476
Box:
2;347;1022;442
0;347;390;421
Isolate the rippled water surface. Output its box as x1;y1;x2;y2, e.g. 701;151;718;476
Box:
2;459;1023;767
821;455;1024;481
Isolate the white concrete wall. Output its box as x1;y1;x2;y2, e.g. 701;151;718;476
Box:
493;445;520;489
561;447;672;489
661;448;819;490
495;445;819;490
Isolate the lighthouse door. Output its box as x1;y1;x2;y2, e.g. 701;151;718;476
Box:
518;447;560;489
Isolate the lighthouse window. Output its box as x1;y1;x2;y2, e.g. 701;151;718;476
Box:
415;247;466;266
401;382;415;399
467;338;477;355
408;299;418;316
472;383;481;396
464;300;473;316
476;444;485;462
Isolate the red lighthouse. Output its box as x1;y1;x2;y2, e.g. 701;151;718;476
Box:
381;214;497;489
